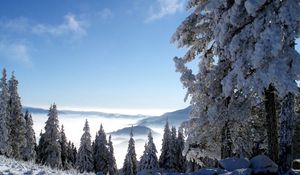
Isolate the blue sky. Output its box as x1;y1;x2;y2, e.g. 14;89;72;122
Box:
0;0;190;115
0;1;299;115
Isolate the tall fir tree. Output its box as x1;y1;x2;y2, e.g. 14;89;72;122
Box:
36;130;46;164
60;125;71;169
169;126;178;172
41;104;62;168
8;72;26;160
176;129;186;173
0;68;11;156
123;127;137;175
93;124;109;174
107;135;118;175
159;120;172;170
23;110;36;161
76;119;94;173
67;141;77;167
138;131;159;175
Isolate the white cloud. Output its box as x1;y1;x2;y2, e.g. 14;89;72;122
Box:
0;17;29;32
145;0;185;22
32;13;87;38
0;40;31;65
96;8;114;20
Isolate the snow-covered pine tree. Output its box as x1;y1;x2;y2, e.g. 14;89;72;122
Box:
8;72;26;160
60;125;71;170
23;110;36;161
172;0;300;169
176;128;186;173
42;104;62;168
159;120;172;171
138;143;147;172
93;124;109;174
76;119;94;173
169;126;178;172
67;141;76;167
71;143;77;166
36;130;46;164
107;135;118;175
137;131;159;175
123;126;137;175
0;68;11;156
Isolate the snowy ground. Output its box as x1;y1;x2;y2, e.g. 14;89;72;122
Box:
0;155;94;175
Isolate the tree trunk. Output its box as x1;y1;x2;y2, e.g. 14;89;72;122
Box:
264;85;279;163
293;96;300;160
221;121;232;159
279;93;295;173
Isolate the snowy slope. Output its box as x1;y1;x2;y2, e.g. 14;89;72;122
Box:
0;156;94;175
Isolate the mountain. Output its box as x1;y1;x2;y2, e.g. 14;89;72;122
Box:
137;106;191;127
23;106;148;119
109;125;159;136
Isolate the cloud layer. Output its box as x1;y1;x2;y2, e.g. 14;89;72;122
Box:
146;0;185;22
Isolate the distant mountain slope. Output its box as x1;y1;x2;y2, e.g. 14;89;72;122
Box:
137;106;191;127
109;125;159;136
22;106;148;119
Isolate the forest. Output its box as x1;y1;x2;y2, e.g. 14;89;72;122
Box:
0;0;300;175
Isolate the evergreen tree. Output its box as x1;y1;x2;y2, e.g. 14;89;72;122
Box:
138;131;159;174
23;110;36;161
93;124;109;174
8;72;26;160
107;135;118;175
41;104;62;168
0;68;11;156
169;126;177;172
72;143;77;166
36;130;46;164
76;119;93;173
123;127;137;175
138;143;147;172
60;125;71;169
159;120;172;170
176;129;186;173
172;0;300;169
67;141;76;167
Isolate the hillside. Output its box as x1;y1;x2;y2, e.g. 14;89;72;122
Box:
109;125;159;136
137;106;191;127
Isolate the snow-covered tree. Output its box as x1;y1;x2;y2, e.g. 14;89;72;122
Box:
67;141;77;167
137;131;159;175
123;126;137;175
76;119;93;173
8;72;26;160
23;110;36;161
172;0;300;170
93;124;109;174
0;68;11;156
159;120;172;170
60;125;71;169
169;126;178;172
107;135;118;175
36;130;46;164
176;129;186;173
138;143;147;173
41;104;62;168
